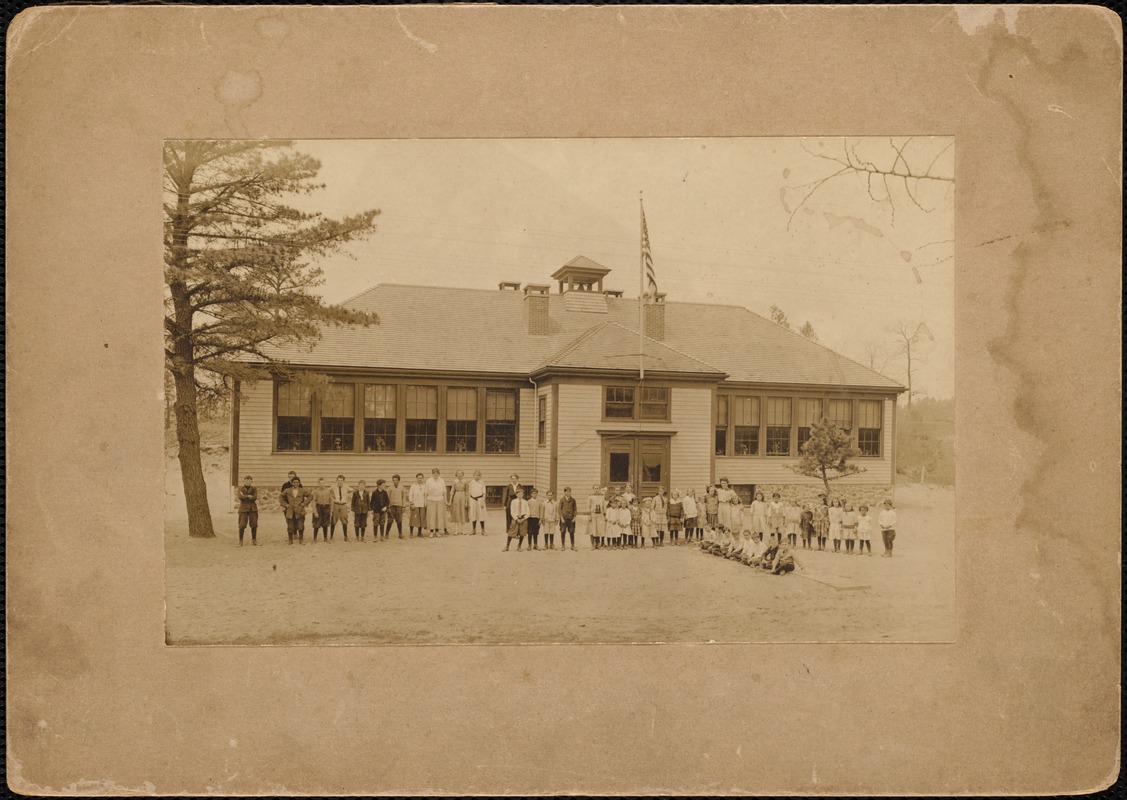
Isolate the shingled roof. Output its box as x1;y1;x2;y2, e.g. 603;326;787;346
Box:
259;283;904;390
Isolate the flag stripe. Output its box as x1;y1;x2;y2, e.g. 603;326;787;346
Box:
641;206;658;297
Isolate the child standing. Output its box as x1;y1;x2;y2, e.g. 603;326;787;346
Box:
857;505;874;555
642;497;657;548
813;495;829;550
237;475;259;546
784;499;801;547
558;487;578;551
667;490;684;545
841;502;859;554
828;498;844;552
704;485;720;530
652;487;668;547
630;499;642;548
371;479;390;541
527;488;543;551
799;505;815;549
386;474;406;539
351;480;371;541
682;489;700;543
409;473;427;538
504;491;530;552
766;492;785;542
542;490;559;550
748;491;769;539
878;499;897;557
587;485;605;550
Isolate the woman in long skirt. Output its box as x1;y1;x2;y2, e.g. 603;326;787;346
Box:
716;478;737;533
587;485;606;549
449;470;469;534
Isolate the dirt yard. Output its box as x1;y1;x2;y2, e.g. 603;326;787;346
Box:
165;453;955;645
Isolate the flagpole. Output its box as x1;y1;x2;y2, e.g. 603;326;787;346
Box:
639;192;645;383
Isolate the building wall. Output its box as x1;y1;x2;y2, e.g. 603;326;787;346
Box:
532;386;552;493
715;397;894;486
554;383;713;505
236;381;536;509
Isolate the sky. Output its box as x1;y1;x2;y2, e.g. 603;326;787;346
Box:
287;137;954;399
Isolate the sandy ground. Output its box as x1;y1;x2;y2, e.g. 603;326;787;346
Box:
165;458;955;645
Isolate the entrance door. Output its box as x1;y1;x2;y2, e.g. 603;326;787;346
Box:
601;436;670;498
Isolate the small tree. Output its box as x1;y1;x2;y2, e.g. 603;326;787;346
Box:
799;321;819;342
769;304;791;329
788;418;866;503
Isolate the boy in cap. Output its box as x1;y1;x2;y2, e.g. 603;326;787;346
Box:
371;479;391;541
351;480;371;541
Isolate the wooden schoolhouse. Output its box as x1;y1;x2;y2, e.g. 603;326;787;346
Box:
231;256;905;510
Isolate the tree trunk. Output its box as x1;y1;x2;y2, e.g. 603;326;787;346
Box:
173;365;216;539
821;466;832;505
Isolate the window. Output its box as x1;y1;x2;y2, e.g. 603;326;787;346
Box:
609;452;631;483
826;398;853;432
732;396;760;456
537;395;547;446
485;485;506;508
858;399;883;457
765;397;792;456
363;384;396;452
604;386;670;420
485;389;518;453
405;386;438;452
446;387;478;453
731;484;755;506
319;384;355;451
797;398;823;454
604;386;635;418
276;382;312;451
640;387;670;419
715;395;728;456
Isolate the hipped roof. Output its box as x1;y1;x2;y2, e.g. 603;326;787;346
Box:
259;284;904;390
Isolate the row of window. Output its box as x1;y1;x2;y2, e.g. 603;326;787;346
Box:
276;382;519;454
715;396;883;458
273;381;886;458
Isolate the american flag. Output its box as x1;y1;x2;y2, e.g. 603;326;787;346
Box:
641;203;658;299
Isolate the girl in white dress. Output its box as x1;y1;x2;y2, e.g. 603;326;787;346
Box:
652;487;668;547
587;485;605;549
828;498;844;552
641;497;657;548
856;504;874;555
542;491;560;550
682;489;700;543
748;491;769;538
467;471;488;535
840;502;859;554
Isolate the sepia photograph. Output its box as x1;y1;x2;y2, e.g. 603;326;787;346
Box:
164;137;956;645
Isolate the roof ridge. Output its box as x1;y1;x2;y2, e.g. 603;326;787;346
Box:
533;323;611;371
601;321;726;374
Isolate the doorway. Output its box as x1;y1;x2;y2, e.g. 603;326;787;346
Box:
601;435;670;498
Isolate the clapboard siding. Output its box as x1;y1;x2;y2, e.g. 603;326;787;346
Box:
554;384;713;504
235;381;535;491
716;398;893;485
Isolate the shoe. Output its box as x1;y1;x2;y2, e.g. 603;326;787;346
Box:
252;541;258;546
571;546;577;551
238;542;243;547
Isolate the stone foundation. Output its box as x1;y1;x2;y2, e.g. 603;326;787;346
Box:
232;486;283;512
754;484;893;512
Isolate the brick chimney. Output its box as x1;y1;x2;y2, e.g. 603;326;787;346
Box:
523;284;550;335
644;293;666;340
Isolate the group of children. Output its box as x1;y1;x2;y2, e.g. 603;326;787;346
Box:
503;485;578;552
582;485;713;549
740;491;887;556
701;530;798;574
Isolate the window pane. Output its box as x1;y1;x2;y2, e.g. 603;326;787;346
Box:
486;422;517;453
766;426;790;456
320;384;355;451
485;485;505;508
277;382;312;417
364;385;395;419
731;484;754;505
716;396;728;426
640;386;669;419
447;387;477;421
732;396;760;425
605;386;635;418
858;399;883;429
827;399;852;429
537;396;547;446
734;426;759;456
486;389;516;421
858;428;881;457
406;386;438;419
797;398;822;426
446;419;477;452
765;397;792;426
277;418;311;451
609;452;631;483
363;418;396;452
405;419;437;452
641;451;662;483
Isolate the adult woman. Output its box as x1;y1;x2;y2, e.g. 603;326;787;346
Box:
449;469;469;534
715;478;737;533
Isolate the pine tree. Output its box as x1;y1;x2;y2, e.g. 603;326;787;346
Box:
788;418;866;503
